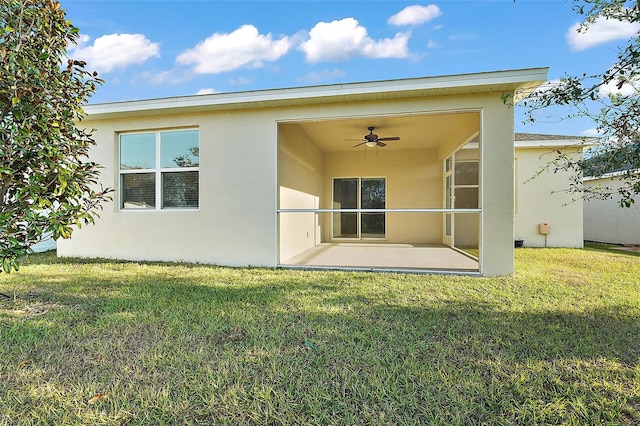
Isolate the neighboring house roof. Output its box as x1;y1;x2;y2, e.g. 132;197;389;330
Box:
514;132;596;149
581;141;640;178
83;67;548;120
583;168;640;182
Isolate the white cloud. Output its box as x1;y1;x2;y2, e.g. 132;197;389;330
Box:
176;25;291;74
567;17;640;51
299;18;409;63
599;76;638;97
534;79;563;94
195;88;218;95
528;74;636;102
518;78;563;103
388;4;442;26
582;128;602;137
427;40;438;49
70;34;160;73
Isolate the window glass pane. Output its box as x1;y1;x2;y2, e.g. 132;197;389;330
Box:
455;161;479;185
333;178;358;238
332;212;357;238
161;130;199;168
121;173;155;209
455;187;479;209
361;178;385;209
361;213;385;238
120;133;156;170
162;171;199;208
333;178;357;209
445;157;452;172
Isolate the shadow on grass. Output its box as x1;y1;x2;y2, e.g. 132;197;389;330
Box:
10;279;637;367
5;253;639;367
585;241;640;257
20;250;230;268
2;263;639;424
365;302;640;366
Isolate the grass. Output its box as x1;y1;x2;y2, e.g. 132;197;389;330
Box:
0;244;639;425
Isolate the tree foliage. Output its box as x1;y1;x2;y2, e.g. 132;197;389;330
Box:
0;0;111;273
521;0;640;207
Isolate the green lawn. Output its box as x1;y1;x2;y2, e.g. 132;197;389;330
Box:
1;244;639;425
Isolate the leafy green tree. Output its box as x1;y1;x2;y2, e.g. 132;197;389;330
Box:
0;0;111;276
522;0;640;207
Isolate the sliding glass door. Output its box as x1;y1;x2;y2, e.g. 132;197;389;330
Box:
333;177;386;239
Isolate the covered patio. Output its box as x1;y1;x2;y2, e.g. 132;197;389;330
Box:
277;110;482;273
280;242;479;273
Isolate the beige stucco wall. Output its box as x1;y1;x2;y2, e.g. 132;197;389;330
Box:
59;109;279;267
60;91;518;276
514;148;584;248
583;177;640;245
322;148;442;244
278;123;323;261
479;98;515;275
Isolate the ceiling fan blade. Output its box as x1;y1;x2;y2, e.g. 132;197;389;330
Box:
376;136;400;141
377;141;387;147
352;141;367;147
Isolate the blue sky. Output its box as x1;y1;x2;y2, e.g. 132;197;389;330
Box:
63;0;639;136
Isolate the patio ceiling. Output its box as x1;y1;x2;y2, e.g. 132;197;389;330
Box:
294;111;480;153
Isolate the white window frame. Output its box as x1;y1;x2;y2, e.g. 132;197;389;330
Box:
119;128;199;211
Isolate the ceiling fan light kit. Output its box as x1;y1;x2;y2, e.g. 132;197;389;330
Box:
352;126;400;149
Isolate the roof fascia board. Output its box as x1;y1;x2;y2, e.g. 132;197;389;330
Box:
84;67;548;118
515;138;597;149
583;168;640;181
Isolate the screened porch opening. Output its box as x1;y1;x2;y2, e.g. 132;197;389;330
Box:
277;112;481;273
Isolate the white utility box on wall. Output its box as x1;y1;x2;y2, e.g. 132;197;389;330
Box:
539;222;551;235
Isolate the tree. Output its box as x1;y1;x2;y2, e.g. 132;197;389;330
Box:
521;0;640;207
0;0;111;276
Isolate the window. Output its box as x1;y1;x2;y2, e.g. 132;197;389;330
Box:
119;129;199;210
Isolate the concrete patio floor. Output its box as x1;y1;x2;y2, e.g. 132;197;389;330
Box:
280;243;479;273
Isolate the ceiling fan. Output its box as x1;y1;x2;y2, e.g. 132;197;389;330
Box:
352;126;400;148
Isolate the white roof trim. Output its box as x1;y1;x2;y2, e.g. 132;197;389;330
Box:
83;67;548;119
583;168;640;182
514;138;597;149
